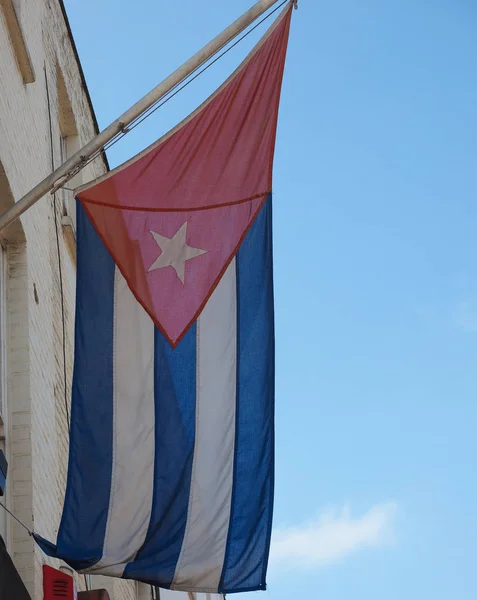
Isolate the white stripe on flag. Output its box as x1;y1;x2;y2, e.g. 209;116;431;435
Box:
90;268;155;575
172;260;237;591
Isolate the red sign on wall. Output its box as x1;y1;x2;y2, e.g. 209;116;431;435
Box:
42;565;74;600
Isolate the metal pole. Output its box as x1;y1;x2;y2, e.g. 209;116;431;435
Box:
0;0;285;234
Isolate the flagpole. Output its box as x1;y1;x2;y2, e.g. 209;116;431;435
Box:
0;0;289;234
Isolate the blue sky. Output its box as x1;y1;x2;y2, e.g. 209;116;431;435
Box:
63;0;477;598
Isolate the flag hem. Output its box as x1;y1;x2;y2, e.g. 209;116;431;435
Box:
78;190;271;213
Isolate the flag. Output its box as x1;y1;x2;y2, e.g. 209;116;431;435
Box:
36;5;292;594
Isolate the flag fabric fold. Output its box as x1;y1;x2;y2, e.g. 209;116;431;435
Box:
36;5;292;594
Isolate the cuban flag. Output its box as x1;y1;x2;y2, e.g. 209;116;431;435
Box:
36;5;292;595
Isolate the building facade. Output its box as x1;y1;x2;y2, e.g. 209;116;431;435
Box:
0;0;150;598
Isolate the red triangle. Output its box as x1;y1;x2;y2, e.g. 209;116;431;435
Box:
77;7;292;346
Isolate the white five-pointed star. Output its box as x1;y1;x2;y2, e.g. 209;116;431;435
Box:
148;222;207;284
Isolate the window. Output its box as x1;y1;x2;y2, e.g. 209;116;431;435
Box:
0;0;34;83
57;65;81;255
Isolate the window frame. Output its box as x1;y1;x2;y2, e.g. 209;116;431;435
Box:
0;0;35;83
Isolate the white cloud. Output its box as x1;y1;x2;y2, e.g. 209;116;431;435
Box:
269;502;397;571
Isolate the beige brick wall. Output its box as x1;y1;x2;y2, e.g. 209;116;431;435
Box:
0;0;139;598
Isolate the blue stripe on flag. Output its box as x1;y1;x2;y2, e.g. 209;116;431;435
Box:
219;194;275;593
124;324;197;586
56;202;116;568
